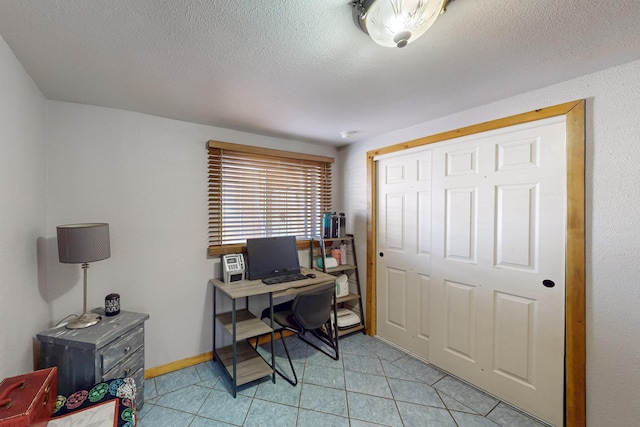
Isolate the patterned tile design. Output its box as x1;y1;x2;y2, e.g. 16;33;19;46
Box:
139;334;552;426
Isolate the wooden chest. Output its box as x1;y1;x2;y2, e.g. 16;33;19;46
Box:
0;367;57;427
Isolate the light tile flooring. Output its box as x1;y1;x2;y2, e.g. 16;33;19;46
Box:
140;333;551;426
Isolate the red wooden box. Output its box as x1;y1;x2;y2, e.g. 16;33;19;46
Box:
0;367;57;427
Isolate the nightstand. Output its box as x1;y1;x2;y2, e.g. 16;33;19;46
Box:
36;310;149;409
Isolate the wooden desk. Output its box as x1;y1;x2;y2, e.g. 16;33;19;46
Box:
209;267;335;397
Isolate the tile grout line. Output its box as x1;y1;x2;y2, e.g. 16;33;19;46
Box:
141;335;549;427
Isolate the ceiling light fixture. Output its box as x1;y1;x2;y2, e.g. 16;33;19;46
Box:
340;130;357;139
351;0;449;48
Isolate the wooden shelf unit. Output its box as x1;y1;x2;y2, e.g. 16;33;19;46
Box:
310;234;366;336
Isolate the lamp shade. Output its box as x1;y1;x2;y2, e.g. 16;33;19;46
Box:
57;223;111;264
354;0;446;48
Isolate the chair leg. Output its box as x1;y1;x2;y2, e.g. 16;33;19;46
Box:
274;330;298;386
325;320;339;360
297;325;339;361
295;294;341;361
330;291;339;360
251;330;298;386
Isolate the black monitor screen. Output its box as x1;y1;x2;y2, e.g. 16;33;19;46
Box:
246;236;301;280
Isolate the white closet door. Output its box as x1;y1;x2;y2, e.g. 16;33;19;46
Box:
376;150;432;359
429;118;566;426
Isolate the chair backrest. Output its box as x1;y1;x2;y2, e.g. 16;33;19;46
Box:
291;282;335;331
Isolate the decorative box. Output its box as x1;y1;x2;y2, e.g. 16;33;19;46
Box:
0;367;57;427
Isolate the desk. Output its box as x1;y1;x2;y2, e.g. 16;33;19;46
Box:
209;267;335;397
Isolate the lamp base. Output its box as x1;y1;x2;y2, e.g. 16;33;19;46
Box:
66;312;102;329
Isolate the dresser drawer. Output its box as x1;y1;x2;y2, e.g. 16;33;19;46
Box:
101;325;144;373
102;346;144;381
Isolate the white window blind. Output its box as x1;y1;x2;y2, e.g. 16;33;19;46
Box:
207;141;333;255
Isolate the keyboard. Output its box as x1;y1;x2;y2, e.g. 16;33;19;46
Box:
262;273;309;285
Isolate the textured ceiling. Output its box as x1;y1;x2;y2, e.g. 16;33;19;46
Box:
1;0;640;146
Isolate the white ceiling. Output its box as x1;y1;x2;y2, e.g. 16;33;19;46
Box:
1;1;640;146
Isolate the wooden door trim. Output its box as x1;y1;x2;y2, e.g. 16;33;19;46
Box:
366;100;585;426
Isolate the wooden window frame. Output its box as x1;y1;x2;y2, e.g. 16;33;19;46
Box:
207;140;334;256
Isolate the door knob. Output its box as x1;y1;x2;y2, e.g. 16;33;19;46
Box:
379;252;384;257
542;279;555;288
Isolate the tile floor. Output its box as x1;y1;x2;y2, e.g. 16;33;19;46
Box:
140;333;551;426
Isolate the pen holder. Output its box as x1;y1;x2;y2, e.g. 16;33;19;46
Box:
105;293;120;316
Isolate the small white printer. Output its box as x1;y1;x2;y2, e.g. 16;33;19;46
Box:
332;308;360;329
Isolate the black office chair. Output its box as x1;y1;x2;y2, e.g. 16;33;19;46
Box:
258;282;339;385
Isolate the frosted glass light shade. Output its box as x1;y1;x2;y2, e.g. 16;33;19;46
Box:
362;0;446;48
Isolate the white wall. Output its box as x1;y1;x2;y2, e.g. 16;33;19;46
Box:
0;31;338;377
339;59;640;427
3;26;639;424
44;102;337;370
0;36;48;378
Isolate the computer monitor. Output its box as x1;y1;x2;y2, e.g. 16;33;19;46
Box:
246;236;301;280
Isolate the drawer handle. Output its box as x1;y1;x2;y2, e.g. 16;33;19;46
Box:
124;368;132;377
124;346;131;354
42;385;50;407
0;380;26;409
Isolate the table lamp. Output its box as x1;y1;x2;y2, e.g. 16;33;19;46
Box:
57;223;111;329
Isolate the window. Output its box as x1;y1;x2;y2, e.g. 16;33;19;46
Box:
207;140;333;256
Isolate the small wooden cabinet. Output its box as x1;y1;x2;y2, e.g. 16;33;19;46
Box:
310;234;366;336
36;310;149;409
